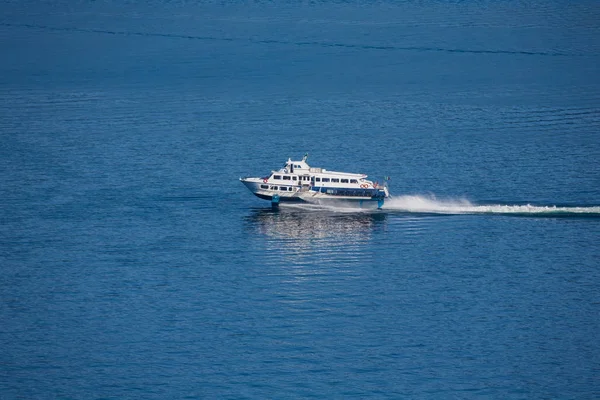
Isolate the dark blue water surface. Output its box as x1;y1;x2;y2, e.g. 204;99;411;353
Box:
2;1;600;398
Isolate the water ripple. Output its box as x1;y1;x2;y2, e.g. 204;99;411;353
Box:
1;22;583;57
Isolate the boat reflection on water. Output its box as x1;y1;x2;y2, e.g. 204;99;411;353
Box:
244;206;387;264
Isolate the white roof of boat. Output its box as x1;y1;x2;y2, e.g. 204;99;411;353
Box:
286;158;310;169
278;157;367;178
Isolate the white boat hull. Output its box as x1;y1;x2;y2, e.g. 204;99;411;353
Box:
240;177;388;208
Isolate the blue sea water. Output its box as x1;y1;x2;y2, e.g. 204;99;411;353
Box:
1;1;600;398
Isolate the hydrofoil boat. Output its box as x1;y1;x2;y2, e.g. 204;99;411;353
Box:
240;154;390;209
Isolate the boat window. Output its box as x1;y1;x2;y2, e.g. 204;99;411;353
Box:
260;184;268;189
292;176;297;181
271;186;278;190
280;187;288;191
315;177;321;182
341;179;349;183
331;178;340;183
350;179;358;184
283;176;291;180
322;178;330;182
274;175;281;180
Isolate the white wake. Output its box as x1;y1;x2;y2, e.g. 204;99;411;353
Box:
383;195;600;216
